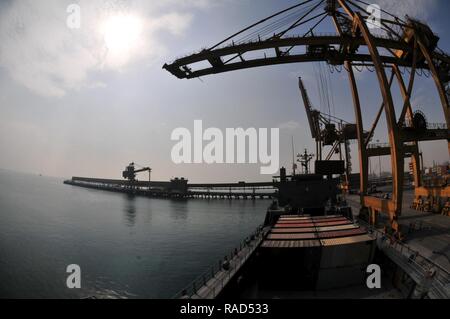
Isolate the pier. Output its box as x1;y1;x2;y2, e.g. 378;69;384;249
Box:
64;177;276;200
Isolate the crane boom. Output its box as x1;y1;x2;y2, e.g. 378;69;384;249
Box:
134;167;151;174
122;163;152;189
298;77;320;139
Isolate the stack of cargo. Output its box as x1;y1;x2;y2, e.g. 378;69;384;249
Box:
259;215;375;290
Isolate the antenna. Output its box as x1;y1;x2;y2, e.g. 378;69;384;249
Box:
297;149;315;174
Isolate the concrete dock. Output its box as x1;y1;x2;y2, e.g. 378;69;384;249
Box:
347;191;450;272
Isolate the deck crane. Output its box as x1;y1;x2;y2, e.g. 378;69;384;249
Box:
298;77;368;187
122;162;152;189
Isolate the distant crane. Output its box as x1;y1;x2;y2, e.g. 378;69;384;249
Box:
298;77;366;184
122;162;152;189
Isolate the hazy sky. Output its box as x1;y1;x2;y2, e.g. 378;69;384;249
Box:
0;0;449;182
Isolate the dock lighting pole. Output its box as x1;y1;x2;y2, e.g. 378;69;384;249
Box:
292;136;297;176
149;168;152;190
379;157;382;179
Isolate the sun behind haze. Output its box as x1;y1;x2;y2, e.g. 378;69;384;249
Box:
100;13;145;67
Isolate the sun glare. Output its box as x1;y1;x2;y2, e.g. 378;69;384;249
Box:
100;14;144;65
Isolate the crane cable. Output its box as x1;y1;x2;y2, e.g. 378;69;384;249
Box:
221;0;324;66
314;62;336;121
135;163;150;170
235;1;320;44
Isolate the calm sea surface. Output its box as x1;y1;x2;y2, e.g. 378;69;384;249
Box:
0;169;269;298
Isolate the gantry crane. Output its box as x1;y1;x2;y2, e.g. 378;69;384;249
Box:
122;162;152;189
163;0;450;238
299;76;366;185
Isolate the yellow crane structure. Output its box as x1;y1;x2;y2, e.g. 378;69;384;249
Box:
163;0;450;237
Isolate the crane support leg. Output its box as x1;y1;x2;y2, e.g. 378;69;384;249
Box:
355;12;403;234
417;39;450;155
345;60;367;208
393;65;421;189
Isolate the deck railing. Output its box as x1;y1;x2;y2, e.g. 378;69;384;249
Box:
172;225;267;299
358;219;450;298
